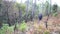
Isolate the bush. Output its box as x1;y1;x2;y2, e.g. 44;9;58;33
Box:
19;21;27;32
0;24;8;34
44;30;50;34
8;26;14;32
0;24;14;34
53;12;58;17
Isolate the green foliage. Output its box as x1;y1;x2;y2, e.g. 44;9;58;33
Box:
45;1;49;8
52;4;58;17
45;1;50;16
53;12;58;17
52;4;58;13
15;3;26;11
0;24;14;34
19;21;27;32
8;26;14;32
0;24;8;34
44;31;50;34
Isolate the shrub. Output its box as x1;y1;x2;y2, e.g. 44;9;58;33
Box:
19;21;27;32
53;12;58;17
44;30;50;34
0;24;8;34
8;26;14;32
0;24;14;34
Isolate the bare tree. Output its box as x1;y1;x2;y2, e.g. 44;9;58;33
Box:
25;0;29;22
0;0;3;28
45;1;49;28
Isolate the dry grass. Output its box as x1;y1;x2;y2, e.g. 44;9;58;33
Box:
5;15;60;34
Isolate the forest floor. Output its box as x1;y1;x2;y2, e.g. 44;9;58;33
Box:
25;16;60;34
6;14;60;34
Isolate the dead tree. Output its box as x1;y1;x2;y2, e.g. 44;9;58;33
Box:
0;3;3;28
45;14;49;28
45;1;49;28
14;13;18;31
